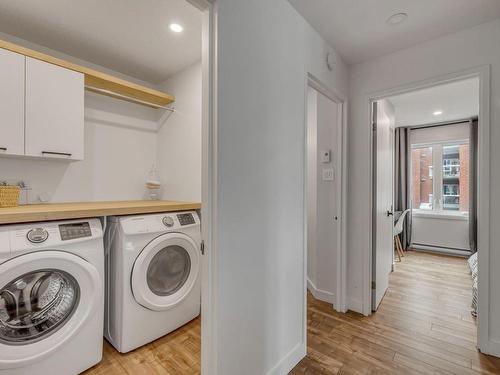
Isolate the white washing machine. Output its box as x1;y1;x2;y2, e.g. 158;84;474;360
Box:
104;211;201;353
0;219;104;375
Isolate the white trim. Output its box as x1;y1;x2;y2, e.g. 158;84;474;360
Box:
476;65;492;357
307;278;335;304
200;0;217;374
347;297;363;313
300;73;348;369
265;342;306;375
482;339;500;358
366;65;491;353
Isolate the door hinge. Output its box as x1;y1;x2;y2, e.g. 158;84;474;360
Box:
372;281;376;290
372;122;377;131
200;240;205;255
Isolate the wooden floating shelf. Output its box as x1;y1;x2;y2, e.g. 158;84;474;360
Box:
0;200;201;224
0;39;174;109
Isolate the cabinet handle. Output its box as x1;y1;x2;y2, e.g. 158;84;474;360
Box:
42;151;72;157
0;147;6;151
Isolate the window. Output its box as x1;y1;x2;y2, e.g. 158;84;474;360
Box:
442;144;469;212
411;141;469;214
411;146;433;210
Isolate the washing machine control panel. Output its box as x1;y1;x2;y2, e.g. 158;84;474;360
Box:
26;228;49;243
162;216;175;228
177;213;195;226
59;222;92;241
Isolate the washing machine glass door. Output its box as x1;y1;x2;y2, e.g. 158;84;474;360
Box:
0;250;101;368
131;233;199;311
0;269;79;345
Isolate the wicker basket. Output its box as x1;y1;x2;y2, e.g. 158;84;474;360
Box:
0;186;21;207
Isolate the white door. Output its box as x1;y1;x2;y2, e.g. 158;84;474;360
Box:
372;100;395;310
25;57;84;160
0;49;24;156
131;233;200;311
0;251;101;368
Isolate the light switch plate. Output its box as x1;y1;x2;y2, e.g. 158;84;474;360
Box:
320;150;331;163
322;168;334;181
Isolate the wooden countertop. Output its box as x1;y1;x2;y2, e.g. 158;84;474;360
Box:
0;200;201;224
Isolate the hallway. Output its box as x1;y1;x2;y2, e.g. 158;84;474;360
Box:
293;251;500;374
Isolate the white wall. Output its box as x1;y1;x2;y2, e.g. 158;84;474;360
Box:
348;19;500;355
0;90;159;203
213;0;348;373
307;87;339;304
156;61;202;202
412;214;469;251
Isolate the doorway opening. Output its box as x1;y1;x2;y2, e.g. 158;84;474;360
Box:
305;75;346;314
306;85;341;308
371;75;485;355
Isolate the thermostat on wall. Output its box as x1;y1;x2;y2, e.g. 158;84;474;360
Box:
320;150;331;163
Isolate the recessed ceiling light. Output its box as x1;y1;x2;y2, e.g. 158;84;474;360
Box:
169;23;183;33
386;12;408;26
433;110;443;116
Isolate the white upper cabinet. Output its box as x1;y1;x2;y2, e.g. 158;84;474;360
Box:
0;49;25;156
25;57;84;160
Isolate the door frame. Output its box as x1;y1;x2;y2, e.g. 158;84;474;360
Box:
364;66;491;354
305;73;348;314
188;0;217;373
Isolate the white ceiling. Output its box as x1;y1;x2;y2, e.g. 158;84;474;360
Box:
288;0;500;64
387;78;479;127
0;0;202;83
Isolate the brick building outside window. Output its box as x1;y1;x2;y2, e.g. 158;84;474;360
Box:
411;143;469;212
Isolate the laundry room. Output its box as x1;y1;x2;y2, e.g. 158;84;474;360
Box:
0;1;204;374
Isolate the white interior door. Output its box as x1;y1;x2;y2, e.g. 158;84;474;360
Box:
372;100;395;310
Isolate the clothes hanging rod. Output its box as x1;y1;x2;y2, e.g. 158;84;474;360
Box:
85;86;175;112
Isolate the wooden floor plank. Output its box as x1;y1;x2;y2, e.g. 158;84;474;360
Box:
83;318;201;375
293;251;500;375
83;251;499;374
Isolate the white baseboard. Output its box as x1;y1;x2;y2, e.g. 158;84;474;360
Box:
480;339;500;358
347;297;363;314
265;341;306;375
307;278;335;304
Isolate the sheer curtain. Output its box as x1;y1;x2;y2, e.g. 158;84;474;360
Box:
394;127;412;248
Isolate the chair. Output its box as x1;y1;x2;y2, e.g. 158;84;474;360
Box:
394;209;410;262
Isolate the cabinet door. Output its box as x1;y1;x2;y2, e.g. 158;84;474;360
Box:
25;57;84;160
0;49;25;156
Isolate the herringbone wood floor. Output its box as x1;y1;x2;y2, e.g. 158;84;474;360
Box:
84;251;500;374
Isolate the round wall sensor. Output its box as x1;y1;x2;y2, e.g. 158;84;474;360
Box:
326;52;336;71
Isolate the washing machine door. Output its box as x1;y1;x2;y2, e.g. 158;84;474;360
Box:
131;232;199;311
0;251;101;369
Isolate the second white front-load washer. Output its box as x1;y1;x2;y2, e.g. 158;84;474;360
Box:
104;211;201;353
